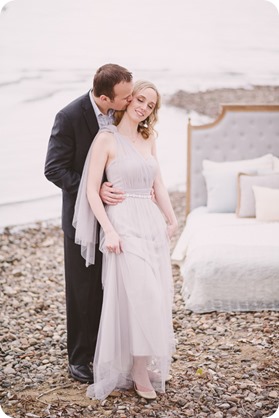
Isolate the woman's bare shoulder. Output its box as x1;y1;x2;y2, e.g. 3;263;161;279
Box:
93;131;116;149
96;130;115;141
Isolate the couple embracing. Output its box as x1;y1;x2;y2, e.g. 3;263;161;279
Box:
45;63;177;400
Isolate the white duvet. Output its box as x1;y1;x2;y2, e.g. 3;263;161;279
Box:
171;207;279;312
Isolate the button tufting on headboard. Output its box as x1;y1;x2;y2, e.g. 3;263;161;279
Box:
186;105;279;215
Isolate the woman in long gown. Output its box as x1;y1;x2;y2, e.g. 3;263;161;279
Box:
73;80;177;400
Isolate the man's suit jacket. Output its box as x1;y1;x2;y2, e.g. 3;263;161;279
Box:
45;92;100;239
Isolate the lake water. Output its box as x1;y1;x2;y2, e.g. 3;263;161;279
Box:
0;0;278;228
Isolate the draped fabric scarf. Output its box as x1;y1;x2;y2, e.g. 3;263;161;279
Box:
72;141;98;266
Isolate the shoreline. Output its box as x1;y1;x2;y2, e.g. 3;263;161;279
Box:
165;84;279;118
2;84;278;231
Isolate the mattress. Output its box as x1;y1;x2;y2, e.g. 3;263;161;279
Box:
172;207;279;312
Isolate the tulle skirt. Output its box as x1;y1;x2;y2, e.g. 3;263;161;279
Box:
86;197;175;400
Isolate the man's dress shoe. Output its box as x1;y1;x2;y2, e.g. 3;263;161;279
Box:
68;364;93;383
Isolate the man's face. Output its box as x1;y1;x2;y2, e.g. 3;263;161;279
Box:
109;81;133;111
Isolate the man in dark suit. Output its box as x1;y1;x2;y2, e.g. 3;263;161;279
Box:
44;64;133;383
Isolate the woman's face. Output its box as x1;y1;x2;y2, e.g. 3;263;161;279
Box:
127;87;157;123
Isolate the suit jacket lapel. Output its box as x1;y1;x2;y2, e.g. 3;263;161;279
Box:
82;92;99;138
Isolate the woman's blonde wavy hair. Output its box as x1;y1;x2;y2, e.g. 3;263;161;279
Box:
114;80;161;139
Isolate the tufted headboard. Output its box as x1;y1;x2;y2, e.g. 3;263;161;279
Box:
186;104;279;215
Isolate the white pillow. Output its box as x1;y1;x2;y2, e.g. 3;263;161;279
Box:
237;173;279;217
202;154;274;213
203;168;256;213
252;186;279;222
203;154;274;171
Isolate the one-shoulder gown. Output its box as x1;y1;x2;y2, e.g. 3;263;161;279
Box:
86;125;175;400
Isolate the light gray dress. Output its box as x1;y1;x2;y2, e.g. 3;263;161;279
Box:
75;125;175;400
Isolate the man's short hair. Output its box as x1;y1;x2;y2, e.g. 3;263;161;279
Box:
93;64;133;100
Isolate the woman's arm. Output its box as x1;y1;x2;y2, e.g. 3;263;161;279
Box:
86;133;122;253
151;139;178;238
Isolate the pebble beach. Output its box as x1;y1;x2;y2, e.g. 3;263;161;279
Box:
1;85;279;418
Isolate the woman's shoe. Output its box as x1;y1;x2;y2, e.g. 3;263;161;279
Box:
134;383;157;400
148;370;172;383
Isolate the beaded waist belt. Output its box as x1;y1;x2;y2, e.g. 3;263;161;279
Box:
124;193;151;199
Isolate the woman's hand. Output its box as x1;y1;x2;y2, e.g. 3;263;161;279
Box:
167;221;178;239
100;182;125;205
104;229;122;254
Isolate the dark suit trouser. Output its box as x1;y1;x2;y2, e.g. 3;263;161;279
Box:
64;234;103;365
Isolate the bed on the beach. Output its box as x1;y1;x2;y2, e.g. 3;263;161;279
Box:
171;104;279;312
